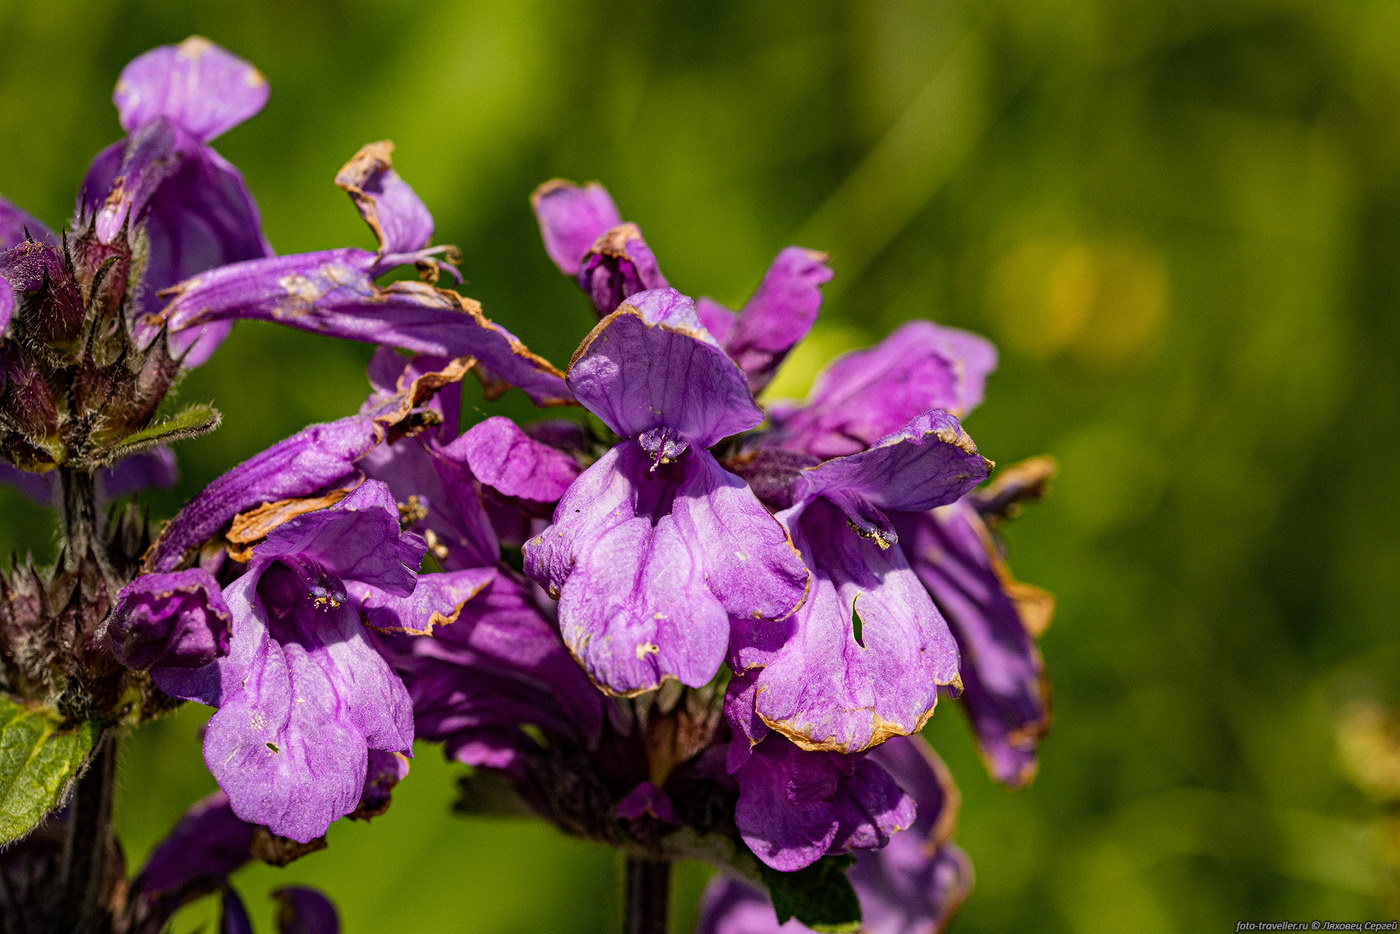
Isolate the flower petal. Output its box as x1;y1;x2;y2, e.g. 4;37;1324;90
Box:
0;459;53;504
109;568;231;670
615;781;678;823
162;250;571;406
145;413;378;572
402;574;608;751
897;501;1051;788
694;878;794;934
360;437;500;572
201;587;366;842
255;479;424;597
734;744;839;872
354;750;408;820
703;738;972;934
695;297;737;345
524;444;733;694
449;416;580;503
352;567;495;635
734;499;960;754
567;288;761;447
771;321;997;459
273;886;341;934
221;888;254;934
734;738;913;872
145;356;467;573
135;148;272;364
722;669;771;772
85;121;197;244
577;223;669;316
98;448;178;500
723;247;832;394
114;37;268;141
134;791;254;909
797;410;991;520
335;141;434;258
668;446;808;622
201;569;412;842
531;179;622;276
0;197;55;250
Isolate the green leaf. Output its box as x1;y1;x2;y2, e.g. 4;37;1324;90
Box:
761;856;863;933
0;695;100;844
95;402;221;463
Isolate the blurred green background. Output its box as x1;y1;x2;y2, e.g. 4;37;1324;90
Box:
4;0;1400;930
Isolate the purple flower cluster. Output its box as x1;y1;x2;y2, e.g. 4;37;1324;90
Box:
1;37;1054;934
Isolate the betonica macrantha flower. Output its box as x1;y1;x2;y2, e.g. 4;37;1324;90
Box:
755;323;1055;784
696;736;971;934
523;287;810;696
531;175;1027;759
0;37;270;479
895;457;1055;787
79;36;274;366
110;360;477;840
722;408;990;756
532;179;831;394
120;481;419;841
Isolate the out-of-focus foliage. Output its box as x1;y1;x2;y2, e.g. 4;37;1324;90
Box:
2;0;1397;930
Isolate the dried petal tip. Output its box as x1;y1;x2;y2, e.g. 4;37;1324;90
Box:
335;141;435;258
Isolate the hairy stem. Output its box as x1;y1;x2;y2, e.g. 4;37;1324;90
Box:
58;730;117;933
624;855;671;934
58;467;112;578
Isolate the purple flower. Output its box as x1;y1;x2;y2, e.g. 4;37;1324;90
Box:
78;36;273;366
128;790;341;933
733;736;914;872
524;288;809;696
128;481;423;842
728;411;990;754
160;142;571;405
757;320;1054;782
698;737;972;934
132;791;257;924
119;353;515;840
764;319;997;459
107;568;232;670
532;179;831;394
